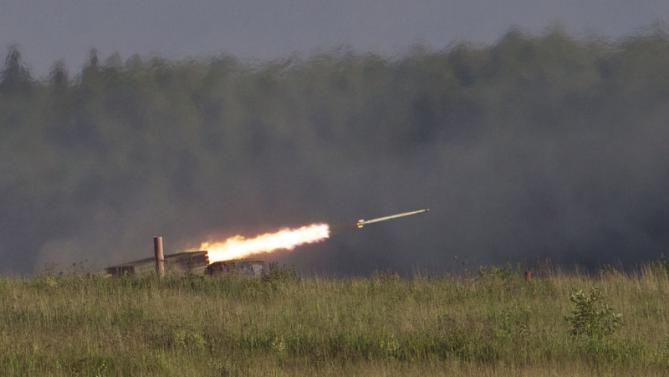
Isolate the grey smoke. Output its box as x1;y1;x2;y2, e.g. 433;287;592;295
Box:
1;27;669;275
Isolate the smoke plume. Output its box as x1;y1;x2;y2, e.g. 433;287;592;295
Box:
1;29;669;275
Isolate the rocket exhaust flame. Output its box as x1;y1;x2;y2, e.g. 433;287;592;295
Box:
200;223;330;263
196;208;428;264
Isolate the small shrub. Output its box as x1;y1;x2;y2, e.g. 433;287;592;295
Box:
477;264;521;281
170;329;206;351
379;335;400;358
492;307;530;342
565;287;622;338
271;335;287;354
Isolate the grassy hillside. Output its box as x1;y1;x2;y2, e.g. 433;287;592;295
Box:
1;265;669;376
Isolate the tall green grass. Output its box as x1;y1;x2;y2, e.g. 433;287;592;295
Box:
1;264;669;376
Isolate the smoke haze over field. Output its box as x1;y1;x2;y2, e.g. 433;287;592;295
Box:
1;27;669;274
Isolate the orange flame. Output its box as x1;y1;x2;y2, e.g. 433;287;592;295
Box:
201;223;330;263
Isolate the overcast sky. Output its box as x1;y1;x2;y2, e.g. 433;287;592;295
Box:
0;0;667;76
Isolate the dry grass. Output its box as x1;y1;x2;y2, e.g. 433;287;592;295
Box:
1;264;668;376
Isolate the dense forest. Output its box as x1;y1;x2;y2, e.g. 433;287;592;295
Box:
2;28;669;274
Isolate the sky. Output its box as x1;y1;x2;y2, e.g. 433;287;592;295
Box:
0;0;667;76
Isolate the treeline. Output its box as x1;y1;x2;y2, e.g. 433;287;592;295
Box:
2;28;669;274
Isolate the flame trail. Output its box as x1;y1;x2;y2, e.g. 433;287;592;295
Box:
200;223;330;263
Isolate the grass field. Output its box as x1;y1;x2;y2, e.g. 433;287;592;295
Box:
1;264;669;376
